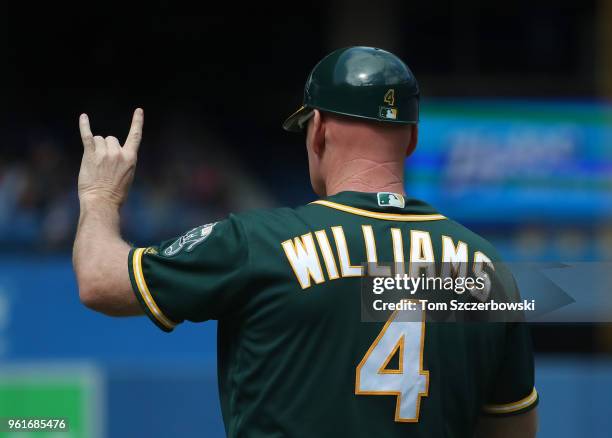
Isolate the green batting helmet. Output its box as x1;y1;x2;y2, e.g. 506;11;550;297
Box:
283;46;419;132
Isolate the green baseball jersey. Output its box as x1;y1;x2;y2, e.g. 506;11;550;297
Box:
128;191;538;438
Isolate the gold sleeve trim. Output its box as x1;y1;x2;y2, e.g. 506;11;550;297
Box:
132;248;177;330
311;200;446;222
483;388;538;414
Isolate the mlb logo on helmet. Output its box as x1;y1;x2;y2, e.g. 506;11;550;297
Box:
379;107;398;120
377;192;405;208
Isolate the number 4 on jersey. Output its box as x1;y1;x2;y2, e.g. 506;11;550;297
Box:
355;307;429;422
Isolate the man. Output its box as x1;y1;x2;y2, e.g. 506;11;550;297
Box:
73;46;538;437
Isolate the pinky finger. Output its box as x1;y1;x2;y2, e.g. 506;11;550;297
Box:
79;114;95;153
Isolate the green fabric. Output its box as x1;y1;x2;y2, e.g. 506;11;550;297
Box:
127;191;537;438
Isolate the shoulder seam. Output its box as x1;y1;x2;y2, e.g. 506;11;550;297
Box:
231;214;251;278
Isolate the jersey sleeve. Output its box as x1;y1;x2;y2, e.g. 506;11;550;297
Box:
480;258;538;416
482;322;539;416
127;214;250;332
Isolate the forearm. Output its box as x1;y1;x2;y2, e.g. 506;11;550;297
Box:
73;199;140;315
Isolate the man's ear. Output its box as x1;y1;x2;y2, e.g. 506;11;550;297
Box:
406;124;418;157
311;109;325;158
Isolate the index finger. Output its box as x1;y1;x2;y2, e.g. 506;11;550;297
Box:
79;113;95;152
124;108;144;152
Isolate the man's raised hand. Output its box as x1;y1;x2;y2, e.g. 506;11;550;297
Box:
77;108;143;207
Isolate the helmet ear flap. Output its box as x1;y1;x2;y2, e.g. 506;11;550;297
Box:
406;124;419;157
297;109;315;130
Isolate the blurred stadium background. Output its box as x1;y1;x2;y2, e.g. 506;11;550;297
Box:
1;2;611;437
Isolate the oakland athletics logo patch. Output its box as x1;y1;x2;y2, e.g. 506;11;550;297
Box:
164;222;217;256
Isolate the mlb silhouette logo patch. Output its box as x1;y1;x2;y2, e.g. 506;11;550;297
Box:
377;192;405;208
379;107;398;120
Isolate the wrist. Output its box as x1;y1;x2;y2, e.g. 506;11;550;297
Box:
79;190;124;211
78;201;121;235
79;196;122;220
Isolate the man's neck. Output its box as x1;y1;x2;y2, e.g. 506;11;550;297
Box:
324;160;405;196
326;181;405;196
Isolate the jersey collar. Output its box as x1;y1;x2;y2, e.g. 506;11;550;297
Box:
313;191;445;220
